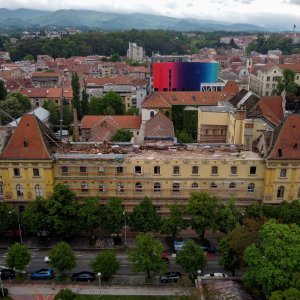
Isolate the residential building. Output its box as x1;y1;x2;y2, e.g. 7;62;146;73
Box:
32;72;60;87
127;42;145;61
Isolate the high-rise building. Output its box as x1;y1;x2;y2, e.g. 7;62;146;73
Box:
127;42;145;61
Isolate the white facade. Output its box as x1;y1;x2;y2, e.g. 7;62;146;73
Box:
127;42;144;61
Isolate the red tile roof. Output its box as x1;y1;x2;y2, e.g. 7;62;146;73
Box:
144;112;174;137
0;114;53;160
277;63;300;73
81;115;142;129
258;96;284;126
267;114;300;160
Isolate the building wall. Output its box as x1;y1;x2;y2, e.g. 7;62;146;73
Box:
153;62;219;92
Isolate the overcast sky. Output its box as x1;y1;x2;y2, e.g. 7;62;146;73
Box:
2;0;300;28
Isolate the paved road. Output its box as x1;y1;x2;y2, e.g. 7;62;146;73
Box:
0;249;226;276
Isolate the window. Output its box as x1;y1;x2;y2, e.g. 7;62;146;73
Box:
191;182;199;189
211;166;218;175
134;166;142;174
173;166;180;175
135;182;143;193
116;166;123;174
277;186;285;199
13;168;20;177
16;184;23;197
231;166;237;175
0;182;3;195
80;166;87;173
117;182;124;193
33;168;40;177
278;149;282;157
99;182;106;193
192;166;199;175
250;166;256;175
154;166;160;175
35;184;42;197
154;182;161;192
229;182;236;189
98;166;105;173
81;182;88;193
247;183;255;193
173;182;180;192
210;182;217;188
280;169;287;178
61;166;68;173
266;76;270;81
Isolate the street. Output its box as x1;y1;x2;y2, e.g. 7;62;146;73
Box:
0;249;226;276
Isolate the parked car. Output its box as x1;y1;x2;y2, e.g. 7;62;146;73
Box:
160;271;182;283
0;269;15;280
203;273;228;278
31;269;54;280
71;271;96;282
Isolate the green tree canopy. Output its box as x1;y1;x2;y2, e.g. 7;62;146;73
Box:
274;69;298;95
0;202;13;232
71;72;81;119
42;100;59;129
0;79;7;100
126;107;139;115
129;197;161;233
81;87;89;116
48;242;77;274
128;233;168;279
188;192;219;239
270;288;300;300
101;197;124;235
111;129;133;142
54;288;77;300
243;221;300;297
90;250;120;281
6;243;31;271
88;91;125;115
176;240;207;276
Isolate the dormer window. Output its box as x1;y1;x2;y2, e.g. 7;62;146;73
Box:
23;140;28;148
278;149;282;157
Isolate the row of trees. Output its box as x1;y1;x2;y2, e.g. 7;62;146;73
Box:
218;200;300;299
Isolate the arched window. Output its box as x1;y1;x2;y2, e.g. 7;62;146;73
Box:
16;184;23;197
150;111;155;118
191;182;199;189
210;182;217;188
117;182;124;193
247;183;255;193
35;184;42;197
135;182;143;193
154;182;161;192
99;182;106;193
81;182;88;193
229;182;236;189
277;186;285;199
173;182;180;192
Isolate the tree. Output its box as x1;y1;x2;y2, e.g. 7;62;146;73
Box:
0;79;7;100
126;107;139;115
176;130;194;143
219;235;239;276
0;202;12;232
243;221;300;297
129;197;161;233
101;197;124;235
161;203;188;248
270;288;300;300
90;250;120;281
71;72;81;119
6;243;31;271
21;197;49;236
46;184;80;237
43;101;59;129
81;87;89;116
274;69;298;95
216;198;240;233
176;240;206;276
54;288;77;300
78;197;102;235
128;233;168;279
111;129;133;142
88;91;125;115
0;92;32;125
48;242;77;274
188;192;219;239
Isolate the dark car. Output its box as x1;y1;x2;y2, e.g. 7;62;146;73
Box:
160;271;182;283
0;269;15;280
71;271;96;282
31;269;54;280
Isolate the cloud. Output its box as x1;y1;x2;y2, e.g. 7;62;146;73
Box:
289;0;300;4
234;0;255;3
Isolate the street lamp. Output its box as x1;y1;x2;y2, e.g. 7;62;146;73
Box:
0;271;4;297
9;210;22;244
123;211;127;247
97;272;102;298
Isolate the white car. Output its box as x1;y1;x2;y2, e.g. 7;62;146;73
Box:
44;256;50;263
203;273;228;278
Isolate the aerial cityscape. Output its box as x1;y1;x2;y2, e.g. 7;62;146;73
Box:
0;1;299;300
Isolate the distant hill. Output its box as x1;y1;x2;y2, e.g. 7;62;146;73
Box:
0;8;272;32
